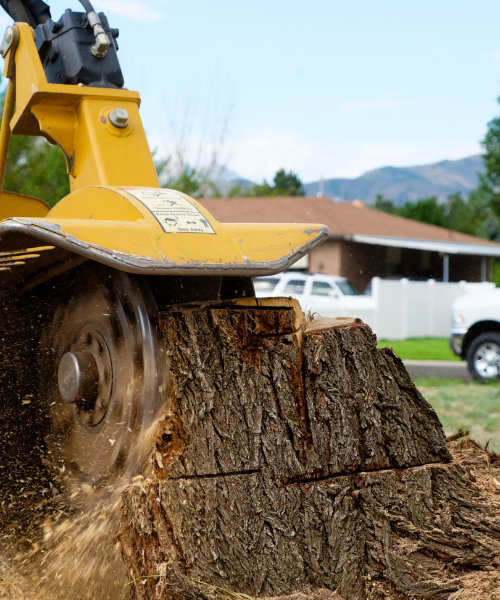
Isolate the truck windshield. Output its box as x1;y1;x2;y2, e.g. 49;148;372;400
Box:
284;280;306;295
254;277;280;292
337;281;361;296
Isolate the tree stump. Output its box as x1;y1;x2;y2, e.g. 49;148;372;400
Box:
120;301;500;600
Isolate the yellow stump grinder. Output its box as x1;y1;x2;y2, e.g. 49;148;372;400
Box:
0;0;328;489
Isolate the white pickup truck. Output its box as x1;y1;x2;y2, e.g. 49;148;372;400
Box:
450;288;500;381
254;272;376;321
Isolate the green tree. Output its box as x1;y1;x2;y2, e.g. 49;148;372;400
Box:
397;196;446;227
373;194;397;213
480;104;500;219
227;182;250;197
373;189;500;242
4;136;70;207
445;191;496;237
247;169;304;197
272;169;304;196
477;99;500;247
249;180;273;196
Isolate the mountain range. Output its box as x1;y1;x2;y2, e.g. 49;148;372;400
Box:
302;155;484;205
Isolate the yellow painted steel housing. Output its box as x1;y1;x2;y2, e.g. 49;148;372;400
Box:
0;23;328;283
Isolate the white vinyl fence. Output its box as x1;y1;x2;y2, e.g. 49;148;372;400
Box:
364;278;495;340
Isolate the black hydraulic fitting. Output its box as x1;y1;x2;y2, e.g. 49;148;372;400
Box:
35;10;124;88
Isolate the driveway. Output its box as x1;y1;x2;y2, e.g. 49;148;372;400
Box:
403;359;471;382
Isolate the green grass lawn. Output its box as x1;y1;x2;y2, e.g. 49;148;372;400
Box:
414;378;500;452
378;337;460;361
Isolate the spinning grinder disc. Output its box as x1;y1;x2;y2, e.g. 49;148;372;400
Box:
38;262;168;489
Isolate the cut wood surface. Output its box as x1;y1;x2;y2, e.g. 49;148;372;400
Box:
120;302;500;600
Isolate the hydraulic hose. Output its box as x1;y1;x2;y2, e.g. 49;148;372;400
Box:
76;0;110;58
77;0;95;15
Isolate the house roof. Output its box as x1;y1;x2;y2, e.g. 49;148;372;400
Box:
199;196;500;256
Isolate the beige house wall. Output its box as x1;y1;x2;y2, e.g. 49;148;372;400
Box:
309;240;342;275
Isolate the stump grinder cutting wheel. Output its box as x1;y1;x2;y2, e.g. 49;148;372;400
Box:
39;263;168;487
0;0;328;489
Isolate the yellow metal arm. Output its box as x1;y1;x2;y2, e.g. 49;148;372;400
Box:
3;22;159;191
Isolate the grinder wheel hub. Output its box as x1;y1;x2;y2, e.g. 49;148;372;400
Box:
58;328;112;428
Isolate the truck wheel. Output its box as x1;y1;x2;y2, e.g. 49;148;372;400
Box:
466;332;500;382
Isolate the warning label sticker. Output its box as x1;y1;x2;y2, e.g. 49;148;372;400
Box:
122;188;216;235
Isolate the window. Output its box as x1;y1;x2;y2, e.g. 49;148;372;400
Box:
336;281;361;296
311;281;336;296
254;277;280;293
284;280;306;295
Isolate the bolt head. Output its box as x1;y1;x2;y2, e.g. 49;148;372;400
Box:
109;108;129;129
4;28;12;44
58;352;81;404
58;351;99;405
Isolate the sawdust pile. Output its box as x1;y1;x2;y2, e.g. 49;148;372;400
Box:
363;439;500;600
0;476;128;600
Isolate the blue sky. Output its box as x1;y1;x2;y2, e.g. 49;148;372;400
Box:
5;0;500;183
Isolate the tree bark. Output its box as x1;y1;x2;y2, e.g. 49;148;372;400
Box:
120;302;500;600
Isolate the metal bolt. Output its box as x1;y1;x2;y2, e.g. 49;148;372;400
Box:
108;108;129;129
58;352;82;404
58;351;99;404
0;26;14;57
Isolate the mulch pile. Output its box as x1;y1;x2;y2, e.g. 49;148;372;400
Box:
364;439;500;600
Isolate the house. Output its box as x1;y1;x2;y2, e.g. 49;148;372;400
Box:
199;196;500;291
